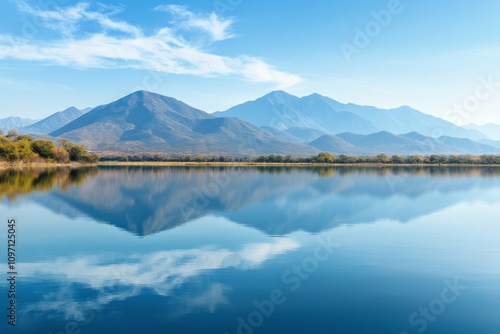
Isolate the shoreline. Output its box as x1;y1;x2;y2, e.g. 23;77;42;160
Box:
1;161;500;169
99;162;500;167
0;162;96;170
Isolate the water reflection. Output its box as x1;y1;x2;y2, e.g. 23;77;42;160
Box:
0;167;500;236
3;166;500;235
0;167;97;200
2;166;500;333
22;236;298;321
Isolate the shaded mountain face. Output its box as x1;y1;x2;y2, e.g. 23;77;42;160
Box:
215;91;487;141
50;90;316;156
20;107;90;134
0;116;38;132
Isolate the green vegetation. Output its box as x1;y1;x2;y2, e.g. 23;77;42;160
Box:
0;130;98;164
100;152;500;165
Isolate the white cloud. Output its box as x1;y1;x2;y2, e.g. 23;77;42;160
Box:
155;4;235;42
1;2;302;87
20;238;300;320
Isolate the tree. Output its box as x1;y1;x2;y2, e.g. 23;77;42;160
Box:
16;134;33;142
375;154;390;163
31;140;56;159
6;129;19;139
14;139;35;162
315;152;334;163
391;155;406;164
50;147;70;163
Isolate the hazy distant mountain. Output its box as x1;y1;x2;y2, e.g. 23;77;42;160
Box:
479;139;500;149
438;136;500;154
332;131;500;155
0;116;37;132
20;107;91;134
309;135;367;155
336;104;487;141
464;123;500;140
215;91;487;141
338;131;425;154
50;90;316;156
214;91;379;134
286;127;330;142
260;126;303;142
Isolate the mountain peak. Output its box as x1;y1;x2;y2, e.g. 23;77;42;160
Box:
262;90;298;103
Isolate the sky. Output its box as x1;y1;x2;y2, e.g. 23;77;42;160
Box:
0;0;499;125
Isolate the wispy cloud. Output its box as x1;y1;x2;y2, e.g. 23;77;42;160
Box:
20;238;299;320
0;2;302;87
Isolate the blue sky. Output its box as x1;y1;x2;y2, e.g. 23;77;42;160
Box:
1;0;499;125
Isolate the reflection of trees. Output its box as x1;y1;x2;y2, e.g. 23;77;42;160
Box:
0;167;98;200
334;166;500;178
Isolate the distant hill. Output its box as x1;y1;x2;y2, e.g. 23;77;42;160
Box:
285;127;330;142
50;91;316;156
464;123;500;140
332;131;500;155
0;116;38;132
309;135;367;155
215;91;487;141
20;107;91;134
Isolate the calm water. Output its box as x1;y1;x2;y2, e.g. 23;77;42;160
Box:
1;166;500;334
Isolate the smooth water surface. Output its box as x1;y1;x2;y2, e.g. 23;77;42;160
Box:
1;166;500;334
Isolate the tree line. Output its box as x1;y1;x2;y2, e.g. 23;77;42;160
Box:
0;130;98;164
100;152;500;164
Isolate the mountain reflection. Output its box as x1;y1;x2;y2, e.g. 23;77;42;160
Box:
3;166;500;235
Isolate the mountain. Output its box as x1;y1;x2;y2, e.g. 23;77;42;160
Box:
337;131;425;154
333;131;500;155
479;139;500;149
50;90;317;156
340;104;487;141
438;136;500;154
215;91;487;141
309;135;367;155
285;127;330;142
464;123;500;140
260;126;302;142
0;116;38;132
214;91;379;134
20;107;91;134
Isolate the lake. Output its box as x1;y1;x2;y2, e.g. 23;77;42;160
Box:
1;166;500;334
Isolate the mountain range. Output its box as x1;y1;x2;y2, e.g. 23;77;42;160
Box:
215;91;488;141
0;116;38;132
2;90;499;156
50;90;314;155
19;106;91;134
464;123;500;141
